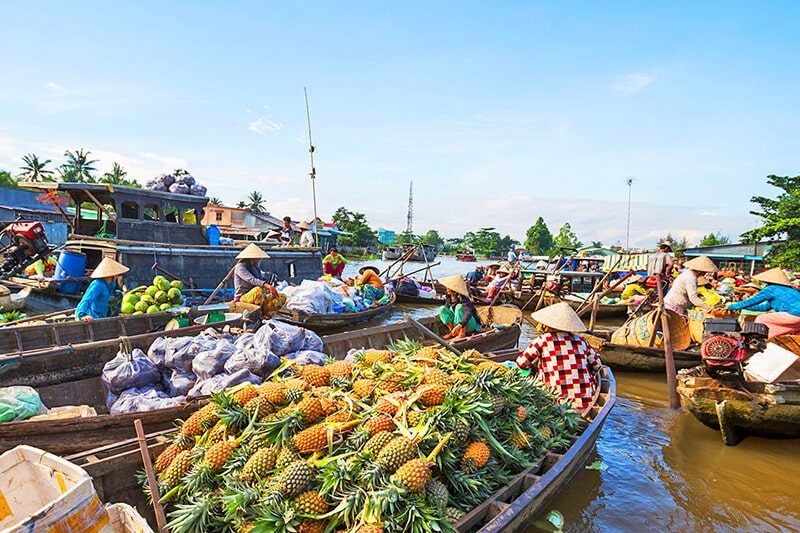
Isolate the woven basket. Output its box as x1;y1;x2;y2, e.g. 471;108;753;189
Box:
688;309;707;344
478;305;522;327
628;309;692;350
771;334;800;355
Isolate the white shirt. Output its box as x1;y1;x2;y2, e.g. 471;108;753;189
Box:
299;230;314;247
507;251;518;262
664;270;710;314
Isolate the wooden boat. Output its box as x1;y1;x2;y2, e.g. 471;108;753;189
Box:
0;286;30;312
277;292;397;333
390;279;445;306
456;252;477;262
66;360;615;532
564;294;630;318
588;329;701;373
676;366;800;445
381;244;437;262
0;308;520;455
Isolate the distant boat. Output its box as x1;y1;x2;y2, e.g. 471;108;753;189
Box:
381;244;436;262
456;252;477;262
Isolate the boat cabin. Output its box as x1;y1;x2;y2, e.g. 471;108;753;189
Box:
24;182;208;245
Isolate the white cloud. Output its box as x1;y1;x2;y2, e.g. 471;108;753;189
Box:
611;73;655;95
248;117;283;136
139;152;188;171
43;81;65;92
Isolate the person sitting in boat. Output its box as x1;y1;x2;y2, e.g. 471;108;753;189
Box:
296;221;314;247
483;263;500;282
322;247;347;279
75;257;129;323
516;302;602;411
696;276;723;308
465;266;484;285
437;274;481;340
280;216;295;246
485;267;510;302
620;274;648;301
23;256;57;278
347;265;385;303
727;267;800;338
234;244;284;316
663;256;718;317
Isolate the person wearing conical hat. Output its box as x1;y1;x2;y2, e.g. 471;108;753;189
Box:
346;265;386;303
727;267;800;337
297;221;314;248
75;257;129;323
485;267;511;302
437;274;481;340
620;274;648;302
264;230;281;243
663;255;719;317
233;243;275;300
516;302;602;411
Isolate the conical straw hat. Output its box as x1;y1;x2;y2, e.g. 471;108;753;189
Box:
91;257;129;279
683;256;718;273
530;302;587;333
754;267;792;287
296;221;311;230
237;243;270;260
266;230;280;239
438;274;470;297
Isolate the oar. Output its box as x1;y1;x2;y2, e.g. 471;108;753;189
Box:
134;419;168;531
404;313;463;355
384;261;441;283
204;265;236;305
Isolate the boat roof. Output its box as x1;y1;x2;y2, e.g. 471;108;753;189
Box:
20;182;209;207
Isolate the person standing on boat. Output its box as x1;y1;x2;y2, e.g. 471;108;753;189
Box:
322;247;347;279
727;267;800;338
280;216;295;246
663;256;718;316
516;302;602;411
647;243;675;291
75;257;129;323
507;249;519;265
297;221;314;247
438;274;481;340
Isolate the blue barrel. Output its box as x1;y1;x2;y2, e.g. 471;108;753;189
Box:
55;251;87;294
207;224;221;246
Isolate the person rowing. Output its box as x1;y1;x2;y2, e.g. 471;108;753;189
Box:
75;257;129;323
437;274;481;340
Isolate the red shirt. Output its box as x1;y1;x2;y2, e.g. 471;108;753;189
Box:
516;331;602;411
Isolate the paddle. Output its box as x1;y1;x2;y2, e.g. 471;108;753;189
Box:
134;418;168;531
404;313;463;355
203;265;236;305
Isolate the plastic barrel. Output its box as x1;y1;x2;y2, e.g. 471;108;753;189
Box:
207;224;220;246
54;250;87;294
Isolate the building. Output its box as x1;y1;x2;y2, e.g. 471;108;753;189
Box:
683;241;781;275
0;186;70;245
201;205;284;240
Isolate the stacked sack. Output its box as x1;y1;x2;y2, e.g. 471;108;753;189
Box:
101;321;327;414
144;172;208;197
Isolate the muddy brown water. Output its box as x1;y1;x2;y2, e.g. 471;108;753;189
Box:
350;259;800;531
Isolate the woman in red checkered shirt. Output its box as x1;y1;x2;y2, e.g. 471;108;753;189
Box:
516;302;602;411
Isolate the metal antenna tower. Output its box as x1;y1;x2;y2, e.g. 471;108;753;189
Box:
405;181;414;234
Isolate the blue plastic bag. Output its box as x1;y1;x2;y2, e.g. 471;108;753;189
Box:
0;386;46;422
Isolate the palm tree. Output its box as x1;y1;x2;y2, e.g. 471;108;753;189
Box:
236;201;247;209
19;153;54;182
245;191;265;212
60;149;98;183
590;240;603;248
100;162;127;185
208;197;223;206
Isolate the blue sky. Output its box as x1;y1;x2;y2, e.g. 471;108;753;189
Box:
1;1;798;248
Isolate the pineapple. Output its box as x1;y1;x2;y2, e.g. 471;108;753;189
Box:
374;397;399;416
319;397;339;416
444;507;465;524
362;349;393;365
292;424;328;454
352;379;376;399
232;384;259;406
510;431;530;449
362;431;395;455
159;449;193;489
276;448;301;469
294;490;328;515
423;368;452;387
364;414;394;436
462;442;491;473
516;405;527;423
274;460;314;498
297;520;325;533
417;384;447;407
154;443;181;472
297;398;325;424
180;408;212;437
406;409;426;427
376;436;417;471
185;440;235;490
242;446;278;481
326;360;353;378
414;346;442;362
244;395;275;420
326;410;354;424
425;479;449;509
392;458;432;491
301;365;331;387
259;382;288;405
357;525;384;533
451;419;470;444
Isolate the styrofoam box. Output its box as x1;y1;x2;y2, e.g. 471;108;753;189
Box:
107;503;154;533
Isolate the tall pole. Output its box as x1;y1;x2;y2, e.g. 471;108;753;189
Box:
304;87;319;247
625;177;633;252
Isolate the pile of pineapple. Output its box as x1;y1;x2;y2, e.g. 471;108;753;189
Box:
148;340;582;533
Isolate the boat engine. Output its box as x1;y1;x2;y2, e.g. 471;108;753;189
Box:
0;220;54;279
700;318;768;377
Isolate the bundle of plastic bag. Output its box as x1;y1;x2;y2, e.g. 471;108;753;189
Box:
102;348;161;395
234;333;256;353
162;369;197;397
0;386;46;422
110;387;185;415
302;329;324;352
253;320;306;356
192;341;236;380
284;350;327;366
224;347;281;377
146;337;168;368
188;369;261;398
281;280;333;313
169;183;190;195
190;184;207;196
165;336;216;373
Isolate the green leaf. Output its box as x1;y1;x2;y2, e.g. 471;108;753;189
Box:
585;460;608;471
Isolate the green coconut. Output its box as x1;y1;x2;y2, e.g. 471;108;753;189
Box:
145;286;158;298
134;301;149;313
170;280;184;290
155;290;168;304
120;302;135;315
122;293;139;306
146;305;161;314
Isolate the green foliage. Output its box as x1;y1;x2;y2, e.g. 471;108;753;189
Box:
18;153;53;182
208;197;222;206
464;227;502;257
442;237;465;254
553;223;582;251
421;229;444;250
698;232;730;247
742;174;800;269
658;233;691;253
60;149;97;183
0;171;18;189
395;231;418;246
100;162;141;188
525;217;554;255
332;207;375;248
244;191;265;212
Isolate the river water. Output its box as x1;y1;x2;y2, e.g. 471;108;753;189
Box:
345;256;800;533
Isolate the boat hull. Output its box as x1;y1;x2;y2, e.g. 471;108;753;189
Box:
276;294;397;333
598;342;701;373
677;368;800;445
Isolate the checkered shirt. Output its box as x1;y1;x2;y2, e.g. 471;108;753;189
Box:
516;331;602;411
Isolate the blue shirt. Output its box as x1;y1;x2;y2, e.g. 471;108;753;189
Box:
728;284;800;316
75;279;116;320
